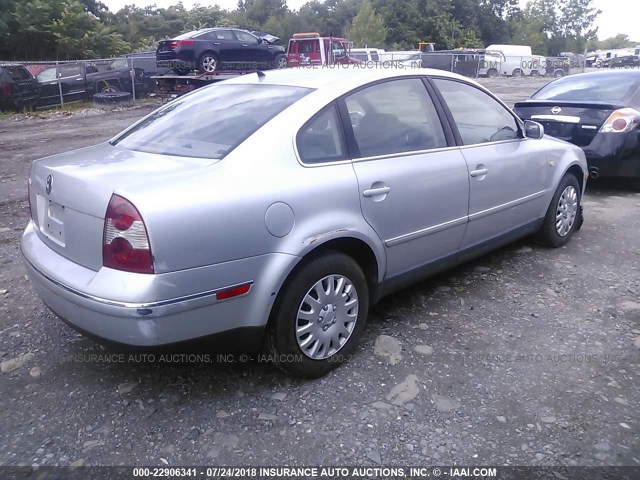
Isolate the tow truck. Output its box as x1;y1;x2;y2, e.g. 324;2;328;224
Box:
152;69;259;100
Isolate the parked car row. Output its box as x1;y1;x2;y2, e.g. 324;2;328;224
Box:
0;54;168;112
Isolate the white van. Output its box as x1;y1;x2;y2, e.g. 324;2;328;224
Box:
486;44;545;77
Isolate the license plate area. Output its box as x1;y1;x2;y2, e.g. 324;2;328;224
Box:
37;194;66;246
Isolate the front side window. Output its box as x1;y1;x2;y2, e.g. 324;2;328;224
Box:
297;105;346;164
112;84;311;159
60;64;82;77
433;78;519;145
344;78;447;158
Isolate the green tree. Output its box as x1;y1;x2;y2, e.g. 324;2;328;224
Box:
347;1;387;47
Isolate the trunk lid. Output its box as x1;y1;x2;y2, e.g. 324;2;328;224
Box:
513;100;621;147
29;143;214;271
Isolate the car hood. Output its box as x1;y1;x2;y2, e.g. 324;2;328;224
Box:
251;31;280;44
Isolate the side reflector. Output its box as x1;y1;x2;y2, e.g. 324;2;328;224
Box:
216;284;251;301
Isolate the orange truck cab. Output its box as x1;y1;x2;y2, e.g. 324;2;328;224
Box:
287;33;361;67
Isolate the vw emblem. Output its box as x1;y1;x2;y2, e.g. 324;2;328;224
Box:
45;175;53;195
551;106;562;114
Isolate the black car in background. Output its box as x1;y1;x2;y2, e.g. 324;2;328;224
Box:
35;61;145;107
514;71;640;190
108;51;172;95
0;64;40;112
156;28;287;75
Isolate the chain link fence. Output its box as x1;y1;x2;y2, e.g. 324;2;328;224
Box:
0;50;595;113
0;54;166;113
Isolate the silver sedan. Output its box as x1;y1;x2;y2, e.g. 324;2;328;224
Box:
21;68;588;377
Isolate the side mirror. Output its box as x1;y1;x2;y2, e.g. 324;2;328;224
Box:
524;120;544;140
257;37;263;44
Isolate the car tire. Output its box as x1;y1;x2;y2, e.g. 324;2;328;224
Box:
487;68;498;78
273;54;287;69
198;53;219;73
512;68;523;78
265;251;369;378
530;70;540;78
174;68;191;76
535;173;582;248
554;70;565;78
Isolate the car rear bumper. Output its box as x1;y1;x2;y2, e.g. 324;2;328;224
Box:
583;132;640;179
21;221;298;347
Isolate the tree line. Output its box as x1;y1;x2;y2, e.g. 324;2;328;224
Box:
0;0;634;61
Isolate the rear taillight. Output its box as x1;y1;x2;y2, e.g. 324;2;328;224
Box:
600;108;640;133
103;195;154;274
1;82;10;97
169;40;195;49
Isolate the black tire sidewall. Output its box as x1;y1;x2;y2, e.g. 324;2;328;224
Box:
537;174;582;247
268;251;369;378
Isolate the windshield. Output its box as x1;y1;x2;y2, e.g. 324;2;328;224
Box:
111;84;311;159
532;74;640;103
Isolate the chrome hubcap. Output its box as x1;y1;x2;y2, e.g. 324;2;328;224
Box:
202;57;217;72
555;186;578;236
295;275;359;360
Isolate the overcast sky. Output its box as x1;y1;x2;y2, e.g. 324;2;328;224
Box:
101;0;639;42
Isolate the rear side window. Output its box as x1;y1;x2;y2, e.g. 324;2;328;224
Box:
344;78;447;157
213;30;236;41
112;84;311;159
434;78;518;145
297;105;346;164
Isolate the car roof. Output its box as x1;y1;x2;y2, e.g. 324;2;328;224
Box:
559;70;640;81
223;66;470;90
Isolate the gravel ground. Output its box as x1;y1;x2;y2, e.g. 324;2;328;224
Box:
0;77;639;468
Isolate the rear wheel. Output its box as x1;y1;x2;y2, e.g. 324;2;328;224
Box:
512;68;523;78
198;53;219;73
554;69;565;78
535;174;581;247
265;252;369;378
173;68;191;76
487;68;498;78
530;70;540;78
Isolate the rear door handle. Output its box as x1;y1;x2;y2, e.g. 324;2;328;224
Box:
470;168;488;177
363;186;391;197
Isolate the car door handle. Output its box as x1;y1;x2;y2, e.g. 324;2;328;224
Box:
470;168;488;177
363;186;391;197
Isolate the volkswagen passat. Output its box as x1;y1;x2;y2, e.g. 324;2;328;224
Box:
22;68;588;378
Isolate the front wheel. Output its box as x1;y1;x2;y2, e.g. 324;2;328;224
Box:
530;70;540;78
265;252;369;378
487;68;498;78
512;68;523;78
273;54;287;69
535;174;582;247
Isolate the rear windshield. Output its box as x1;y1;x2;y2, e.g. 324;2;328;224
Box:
532;74;640;102
111;84;311;159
